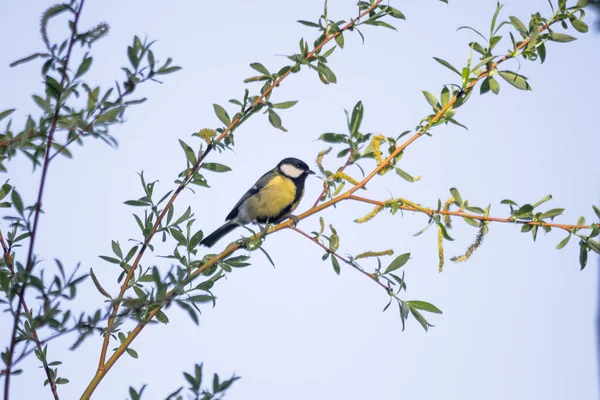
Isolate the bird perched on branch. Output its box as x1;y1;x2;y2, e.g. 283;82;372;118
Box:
200;157;315;247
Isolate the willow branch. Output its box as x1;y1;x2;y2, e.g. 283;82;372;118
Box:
0;232;59;399
288;225;389;291
86;1;385;396
4;2;84;398
348;195;594;231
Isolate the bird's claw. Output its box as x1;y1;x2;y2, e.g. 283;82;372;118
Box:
289;215;299;227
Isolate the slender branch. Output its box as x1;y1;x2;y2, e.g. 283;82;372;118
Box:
288;225;389;291
84;8;568;399
89;1;385;394
348;195;594;231
0;232;59;399
4;3;84;398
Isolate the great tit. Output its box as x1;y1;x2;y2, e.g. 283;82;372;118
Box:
200;157;315;247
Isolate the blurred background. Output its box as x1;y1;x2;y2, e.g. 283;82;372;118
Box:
0;0;599;399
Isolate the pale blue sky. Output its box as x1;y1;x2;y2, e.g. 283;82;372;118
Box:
1;1;599;399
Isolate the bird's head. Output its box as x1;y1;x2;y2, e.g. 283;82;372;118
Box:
278;157;315;179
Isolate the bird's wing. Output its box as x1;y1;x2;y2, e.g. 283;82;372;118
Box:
225;169;276;221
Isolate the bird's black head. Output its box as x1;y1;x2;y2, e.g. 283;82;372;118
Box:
277;157;315;179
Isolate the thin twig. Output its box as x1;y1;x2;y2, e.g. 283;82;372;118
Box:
1;232;60;399
3;2;85;398
347;195;594;231
288;225;389;291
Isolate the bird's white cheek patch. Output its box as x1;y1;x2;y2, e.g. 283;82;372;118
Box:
281;164;303;178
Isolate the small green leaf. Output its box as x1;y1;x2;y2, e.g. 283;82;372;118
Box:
250;62;270;76
271;100;298;109
11;189;23;214
90;268;111;298
422;91;438;108
126;348;138;359
540;208;564;219
384;253;410;274
319;133;347;143
213;104;231;126
407;300;442;314
96;107;122;124
0;182;12;201
395;167;415;183
350;101;363;135
76;56;93;78
498;71;531;91
509;16;527;35
556;235;571;250
124;200;150;207
593;205;600;220
201;163;231;173
0;109;16;123
571;19;588;33
331;256;341;275
450;188;463;206
549;32;577;43
432;57;461;76
579;241;588;270
268;110;283;129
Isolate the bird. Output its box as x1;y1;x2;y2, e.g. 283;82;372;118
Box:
200;157;315;248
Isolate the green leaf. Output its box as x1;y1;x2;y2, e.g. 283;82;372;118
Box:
350;101;363;135
549;32;577;43
432;57;461;76
498;71;531;91
213;104;231;126
95;107;122;124
111;240;123;258
201;163;231;173
407;300;442;314
0;109;16;123
268;110;283;130
124;200;150;207
0;182;12;201
422;91;438;108
509;16;527;35
409;307;431;331
379;5;405;19
395;167;415;183
440;87;450;107
540;208;564;219
571;19;588;33
126;348;138;359
450;188;463;206
271;100;298;109
99;255;120;264
297;20;320;28
384;253;410;274
319;133;347;143
250;62;270;76
579;241;588;270
335;32;344;48
11;189;23;214
593;205;600;220
331;256;341;275
589;239;600;255
90;268;111;299
76;56;93;78
556;234;571;250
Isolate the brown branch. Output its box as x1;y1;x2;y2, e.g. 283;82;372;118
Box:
1;231;59;399
347;195;594;231
3;3;85;398
84;1;385;397
83;9;576;399
288;225;389;291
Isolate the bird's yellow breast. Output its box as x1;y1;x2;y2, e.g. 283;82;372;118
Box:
247;175;299;221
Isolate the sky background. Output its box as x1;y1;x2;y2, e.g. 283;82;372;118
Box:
1;0;599;399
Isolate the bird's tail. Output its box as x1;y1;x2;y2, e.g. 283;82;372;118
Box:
200;221;239;248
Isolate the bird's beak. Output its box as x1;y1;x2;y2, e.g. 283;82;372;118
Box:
307;169;316;175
